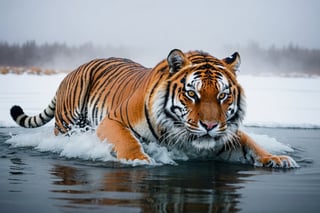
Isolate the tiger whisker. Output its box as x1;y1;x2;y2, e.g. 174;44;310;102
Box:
220;129;240;151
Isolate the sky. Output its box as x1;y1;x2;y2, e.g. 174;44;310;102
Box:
0;0;320;58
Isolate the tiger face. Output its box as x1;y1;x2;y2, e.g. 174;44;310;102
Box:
153;49;246;150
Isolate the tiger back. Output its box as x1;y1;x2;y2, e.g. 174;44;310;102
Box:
53;58;152;135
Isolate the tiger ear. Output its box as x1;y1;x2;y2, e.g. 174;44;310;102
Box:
167;49;191;73
222;52;241;73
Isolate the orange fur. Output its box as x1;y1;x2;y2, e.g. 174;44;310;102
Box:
238;131;295;167
10;49;298;167
97;117;149;161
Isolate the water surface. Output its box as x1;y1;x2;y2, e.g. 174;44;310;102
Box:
0;127;319;213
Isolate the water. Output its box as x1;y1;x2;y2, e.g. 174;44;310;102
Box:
0;127;319;213
1;62;320;213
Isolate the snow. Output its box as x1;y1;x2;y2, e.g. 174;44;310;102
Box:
238;75;320;128
1;73;319;128
1;73;319;166
0;74;65;127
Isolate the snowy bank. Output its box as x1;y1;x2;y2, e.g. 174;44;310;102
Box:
1;73;319;128
238;75;320;128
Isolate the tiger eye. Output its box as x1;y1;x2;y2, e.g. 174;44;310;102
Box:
218;93;226;100
187;90;196;97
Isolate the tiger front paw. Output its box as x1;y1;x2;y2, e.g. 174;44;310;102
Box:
258;155;299;168
117;149;151;163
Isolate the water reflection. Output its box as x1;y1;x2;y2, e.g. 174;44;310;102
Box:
9;157;26;176
8;157;27;192
3;153;41;196
50;162;255;212
1;128;317;213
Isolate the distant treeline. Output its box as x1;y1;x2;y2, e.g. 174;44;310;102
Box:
0;40;319;76
239;42;320;76
0;40;131;70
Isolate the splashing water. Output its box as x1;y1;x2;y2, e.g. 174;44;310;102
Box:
5;126;296;167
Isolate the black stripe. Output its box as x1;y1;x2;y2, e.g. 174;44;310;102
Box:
79;64;94;117
216;147;225;157
242;145;248;160
19;115;27;127
91;77;113;122
148;73;165;100
119;101;126;125
48;104;55;111
170;83;177;109
216;72;224;80
124;100;143;141
162;82;181;122
33;116;39;126
144;104;159;140
93;102;99;125
169;83;183;120
62;104;75;125
109;67;134;108
44;109;53;117
28;117;32;127
163;81;171;112
164;109;179;123
99;92;109;122
39;113;46;123
72;74;81;110
91;106;97;126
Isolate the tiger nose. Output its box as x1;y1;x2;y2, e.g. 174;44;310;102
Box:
199;121;218;131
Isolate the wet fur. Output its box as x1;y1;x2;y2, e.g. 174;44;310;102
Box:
10;49;298;168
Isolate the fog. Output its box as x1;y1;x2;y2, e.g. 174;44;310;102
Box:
0;0;319;72
1;1;319;48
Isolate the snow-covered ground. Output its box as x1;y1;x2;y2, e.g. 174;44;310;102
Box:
239;75;320;128
1;73;319;128
0;73;318;166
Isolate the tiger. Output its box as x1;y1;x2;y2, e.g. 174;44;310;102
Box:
10;49;298;168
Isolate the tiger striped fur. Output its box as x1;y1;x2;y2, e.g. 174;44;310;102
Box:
10;49;298;168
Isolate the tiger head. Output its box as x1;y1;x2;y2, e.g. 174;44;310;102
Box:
152;49;246;150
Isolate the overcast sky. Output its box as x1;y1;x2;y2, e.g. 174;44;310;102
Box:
1;0;319;56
